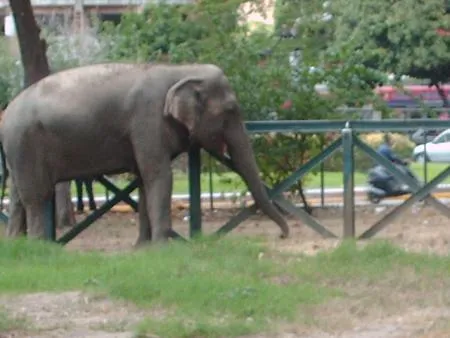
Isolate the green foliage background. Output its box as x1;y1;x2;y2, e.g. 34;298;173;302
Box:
0;39;23;109
330;0;450;86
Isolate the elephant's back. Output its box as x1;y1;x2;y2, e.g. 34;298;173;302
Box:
1;88;32;130
34;63;148;97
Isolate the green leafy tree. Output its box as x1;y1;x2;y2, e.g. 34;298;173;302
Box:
331;0;450;105
273;0;335;59
100;1;248;63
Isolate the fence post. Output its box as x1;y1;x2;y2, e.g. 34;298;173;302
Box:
44;194;56;241
208;155;214;210
423;132;428;183
320;134;325;207
105;177;109;202
342;122;355;238
188;147;202;238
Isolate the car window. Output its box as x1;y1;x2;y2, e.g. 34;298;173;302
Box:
434;133;450;143
434;135;445;143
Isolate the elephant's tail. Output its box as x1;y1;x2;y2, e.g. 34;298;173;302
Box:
0;143;8;212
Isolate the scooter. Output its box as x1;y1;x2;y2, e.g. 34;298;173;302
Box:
366;161;421;204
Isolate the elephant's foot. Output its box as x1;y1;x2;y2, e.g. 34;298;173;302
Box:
6;219;27;238
133;236;152;250
5;226;26;238
136;219;152;248
24;203;47;240
133;228;152;249
27;226;45;240
151;228;172;245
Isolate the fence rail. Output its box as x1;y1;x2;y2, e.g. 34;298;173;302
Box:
246;118;450;133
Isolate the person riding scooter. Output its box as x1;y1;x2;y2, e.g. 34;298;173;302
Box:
377;134;407;166
377;133;417;179
367;133;419;203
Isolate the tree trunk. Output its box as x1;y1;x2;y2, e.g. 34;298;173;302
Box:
8;0;75;229
435;83;449;108
8;0;49;87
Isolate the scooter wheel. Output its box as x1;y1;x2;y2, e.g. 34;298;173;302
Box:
368;193;381;204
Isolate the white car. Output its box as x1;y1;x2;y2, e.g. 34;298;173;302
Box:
412;128;450;163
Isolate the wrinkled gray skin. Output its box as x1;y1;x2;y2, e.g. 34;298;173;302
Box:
0;62;289;244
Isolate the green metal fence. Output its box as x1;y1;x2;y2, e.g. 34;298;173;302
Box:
190;119;450;240
2;118;450;243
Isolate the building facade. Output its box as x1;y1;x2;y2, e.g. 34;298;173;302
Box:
0;0;195;35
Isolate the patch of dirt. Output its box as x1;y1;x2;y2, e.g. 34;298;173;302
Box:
242;303;450;338
249;306;450;337
0;291;163;338
63;203;450;257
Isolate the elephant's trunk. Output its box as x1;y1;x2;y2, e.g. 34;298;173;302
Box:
224;119;290;238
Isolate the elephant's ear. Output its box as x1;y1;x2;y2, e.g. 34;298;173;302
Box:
163;77;204;132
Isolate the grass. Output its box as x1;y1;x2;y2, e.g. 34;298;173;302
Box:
0;237;337;337
2;238;450;337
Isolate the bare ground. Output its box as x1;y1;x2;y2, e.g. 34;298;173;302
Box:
0;291;150;338
2;203;450;338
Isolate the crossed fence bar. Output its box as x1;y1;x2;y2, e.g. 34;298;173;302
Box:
1;118;450;244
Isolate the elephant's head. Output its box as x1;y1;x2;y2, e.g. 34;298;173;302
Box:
163;64;290;238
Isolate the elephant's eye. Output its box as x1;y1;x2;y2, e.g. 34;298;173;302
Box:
194;89;203;103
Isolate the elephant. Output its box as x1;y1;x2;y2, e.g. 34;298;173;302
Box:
0;62;290;244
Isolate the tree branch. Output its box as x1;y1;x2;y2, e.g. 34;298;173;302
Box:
8;0;50;87
434;82;449;108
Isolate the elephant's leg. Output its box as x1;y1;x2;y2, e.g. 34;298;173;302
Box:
141;163;173;243
74;179;84;213
19;175;54;239
6;178;26;238
135;185;152;247
25;201;47;239
85;180;96;211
